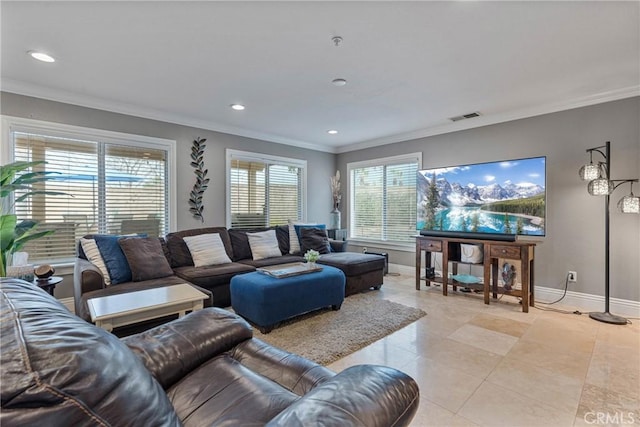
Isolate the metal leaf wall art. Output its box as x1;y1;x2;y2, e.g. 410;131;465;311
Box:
188;137;209;222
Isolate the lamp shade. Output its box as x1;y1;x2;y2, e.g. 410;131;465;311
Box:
588;178;613;196
579;163;601;181
618;194;640;214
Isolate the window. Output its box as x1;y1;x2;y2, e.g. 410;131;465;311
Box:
348;153;421;245
4;118;176;265
227;149;306;229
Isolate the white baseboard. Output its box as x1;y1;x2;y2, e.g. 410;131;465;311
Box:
535;286;640;318
389;263;640;318
59;297;75;314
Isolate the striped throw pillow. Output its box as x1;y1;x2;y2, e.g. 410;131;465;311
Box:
287;220;300;254
247;229;282;260
80;238;112;286
183;233;232;267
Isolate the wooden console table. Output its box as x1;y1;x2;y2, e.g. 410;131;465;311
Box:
415;235;536;312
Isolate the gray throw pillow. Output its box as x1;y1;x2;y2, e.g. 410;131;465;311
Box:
119;237;174;282
299;227;331;254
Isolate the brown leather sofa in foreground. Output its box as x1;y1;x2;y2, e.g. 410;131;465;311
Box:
1;278;419;426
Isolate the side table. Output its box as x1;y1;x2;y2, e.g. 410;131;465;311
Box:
34;276;63;297
327;228;348;241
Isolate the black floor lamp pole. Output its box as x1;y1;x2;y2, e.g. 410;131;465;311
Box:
605;191;611;314
589;141;627;325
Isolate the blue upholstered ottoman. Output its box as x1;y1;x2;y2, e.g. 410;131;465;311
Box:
230;265;346;333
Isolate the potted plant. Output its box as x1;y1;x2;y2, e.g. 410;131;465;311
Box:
304;249;320;268
0;161;64;277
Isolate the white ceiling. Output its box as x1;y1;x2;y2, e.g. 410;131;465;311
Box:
2;1;639;153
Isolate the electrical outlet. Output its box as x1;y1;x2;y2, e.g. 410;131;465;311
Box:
568;271;577;282
362;247;367;253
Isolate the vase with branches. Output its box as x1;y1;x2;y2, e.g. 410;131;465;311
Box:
330;170;341;211
329;170;342;229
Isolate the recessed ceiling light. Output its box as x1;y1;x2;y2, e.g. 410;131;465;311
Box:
332;78;347;87
327;130;338;135
230;104;245;111
28;51;55;63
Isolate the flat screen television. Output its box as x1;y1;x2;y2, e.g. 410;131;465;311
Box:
417;156;546;239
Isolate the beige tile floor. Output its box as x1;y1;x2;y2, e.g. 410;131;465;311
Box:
327;273;640;427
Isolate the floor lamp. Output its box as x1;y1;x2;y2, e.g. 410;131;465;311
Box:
578;141;639;325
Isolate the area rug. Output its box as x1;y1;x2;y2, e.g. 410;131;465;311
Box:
253;293;426;365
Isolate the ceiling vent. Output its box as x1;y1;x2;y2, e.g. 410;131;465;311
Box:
449;112;481;122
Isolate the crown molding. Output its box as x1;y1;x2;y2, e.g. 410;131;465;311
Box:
336;86;640;153
1;79;337;154
3;79;637;155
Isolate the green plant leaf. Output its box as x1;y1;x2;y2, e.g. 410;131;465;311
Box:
14;190;68;204
14;219;38;239
12;229;54;253
0;214;17;252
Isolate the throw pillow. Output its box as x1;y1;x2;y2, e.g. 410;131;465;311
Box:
119;237;174;281
228;228;276;261
247;229;283;260
183;233;232;267
80;238;112;286
287;219;302;254
275;225;291;255
166;227;231;268
94;235;134;285
299;227;331;254
288;220;325;254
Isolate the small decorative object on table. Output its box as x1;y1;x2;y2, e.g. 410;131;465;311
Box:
35;264;55;281
304;249;320;268
502;262;517;291
425;267;436;279
460;244;483;264
451;274;481;284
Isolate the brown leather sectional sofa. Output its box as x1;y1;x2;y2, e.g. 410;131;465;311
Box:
75;226;386;321
1;278;420;426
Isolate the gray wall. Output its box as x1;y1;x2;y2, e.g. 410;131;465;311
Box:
337;97;640;301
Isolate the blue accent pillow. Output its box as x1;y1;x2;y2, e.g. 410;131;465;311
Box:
94;234;147;285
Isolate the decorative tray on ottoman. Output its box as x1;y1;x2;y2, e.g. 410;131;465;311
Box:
257;262;322;278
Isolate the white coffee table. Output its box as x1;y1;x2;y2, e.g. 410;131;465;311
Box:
87;283;208;332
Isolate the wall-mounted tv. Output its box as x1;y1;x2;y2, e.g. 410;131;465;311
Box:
417;156;546;239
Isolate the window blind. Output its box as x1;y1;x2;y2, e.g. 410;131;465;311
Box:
12;132;168;265
349;155;420;244
229;153;304;229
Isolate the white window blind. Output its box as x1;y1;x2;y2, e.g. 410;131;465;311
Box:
349;153;421;244
11;130;170;265
228;150;305;229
